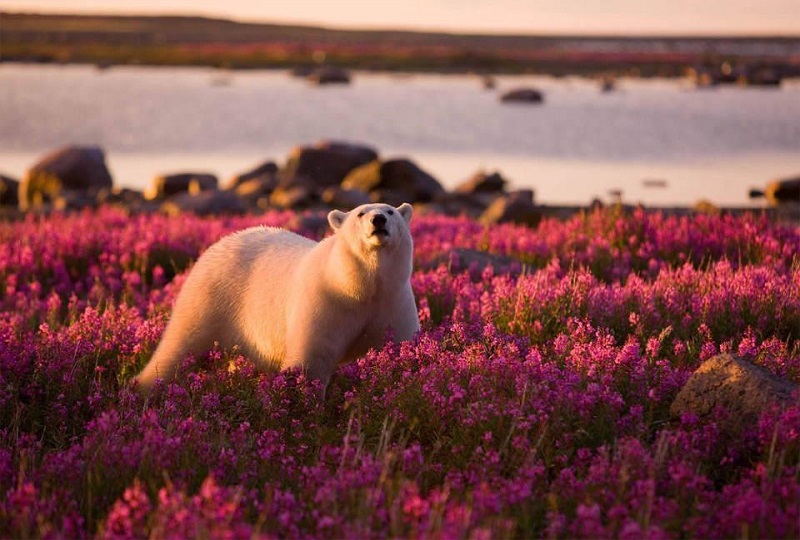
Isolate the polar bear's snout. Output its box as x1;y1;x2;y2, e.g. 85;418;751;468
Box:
371;213;389;236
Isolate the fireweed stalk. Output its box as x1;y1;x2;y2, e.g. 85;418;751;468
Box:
0;207;798;538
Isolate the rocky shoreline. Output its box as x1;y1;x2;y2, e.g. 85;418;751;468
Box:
2;143;799;224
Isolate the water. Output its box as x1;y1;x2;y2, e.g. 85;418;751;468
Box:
1;64;799;206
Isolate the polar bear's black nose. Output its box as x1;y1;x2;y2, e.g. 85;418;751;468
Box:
372;214;387;227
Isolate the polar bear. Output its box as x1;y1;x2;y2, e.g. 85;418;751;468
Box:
134;202;419;396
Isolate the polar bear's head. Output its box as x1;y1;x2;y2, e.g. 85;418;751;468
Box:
328;203;413;252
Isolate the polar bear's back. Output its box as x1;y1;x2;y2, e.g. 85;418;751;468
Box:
213;226;315;270
175;226;316;365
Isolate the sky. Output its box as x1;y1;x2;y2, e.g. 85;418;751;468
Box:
1;0;800;36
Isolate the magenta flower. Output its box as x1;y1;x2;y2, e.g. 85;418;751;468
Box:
0;207;798;538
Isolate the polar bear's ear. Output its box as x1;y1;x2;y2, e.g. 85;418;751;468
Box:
397;203;413;224
327;209;347;231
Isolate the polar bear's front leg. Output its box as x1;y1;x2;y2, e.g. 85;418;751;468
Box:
388;286;421;341
283;302;359;393
284;334;349;394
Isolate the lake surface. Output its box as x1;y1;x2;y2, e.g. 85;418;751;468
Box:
1;64;799;206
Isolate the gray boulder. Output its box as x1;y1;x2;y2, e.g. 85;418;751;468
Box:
766;177;800;206
479;189;541;227
0;174;19;207
19;146;113;211
233;178;275;211
367;189;412;208
53;191;101;211
101;187;146;207
454;170;507;194
280;141;378;190
425;192;498;218
231;163;280;209
670;354;798;434
307;67;351;85
161;190;247;217
148;173;218;200
227;160;278;190
234;179;272;198
341;158;445;203
288;213;331;236
500;88;544;104
321;186;371;210
270;185;315;209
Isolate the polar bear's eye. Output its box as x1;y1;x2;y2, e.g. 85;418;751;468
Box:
358;211;366;217
387;210;394;215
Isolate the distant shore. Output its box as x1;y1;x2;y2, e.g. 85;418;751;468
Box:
3;12;800;77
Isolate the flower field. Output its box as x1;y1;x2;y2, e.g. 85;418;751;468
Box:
1;207;799;538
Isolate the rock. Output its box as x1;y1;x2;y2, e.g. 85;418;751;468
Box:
339;161;380;193
694;199;720;215
670;354;798;433
288;213;331;235
126;199;163;215
100;187;146;206
742;66;782;87
227;160;278;190
270;185;315;209
19;146;113;211
233;176;277;211
308;67;351;85
0;174;19;207
341;158;445;203
764;177;800;206
688;63;743;87
147;173;218;200
280;141;378;190
428;192;499;218
454;170;507;194
50;191;98;211
479;189;541;227
425;248;530;280
321;186;371;209
161;190;247;217
600;76;616;92
642;178;668;189
500;88;544;104
234;177;276;203
367;189;410;207
103;188;159;214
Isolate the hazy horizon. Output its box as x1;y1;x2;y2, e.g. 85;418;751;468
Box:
2;0;800;37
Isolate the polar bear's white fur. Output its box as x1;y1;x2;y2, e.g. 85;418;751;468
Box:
134;203;419;395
